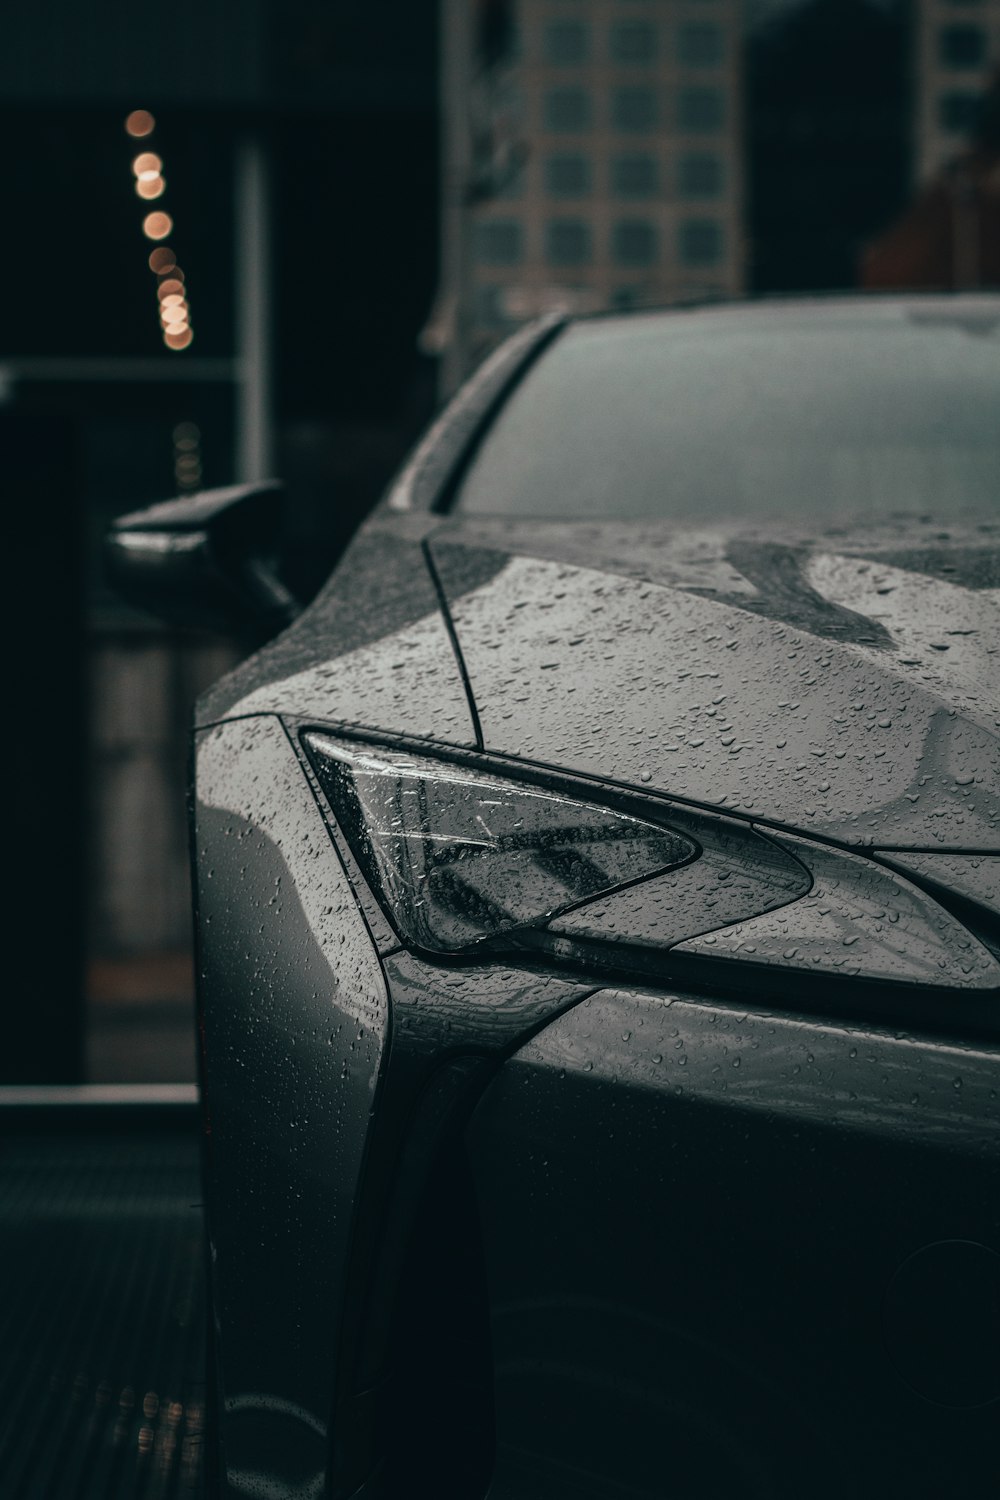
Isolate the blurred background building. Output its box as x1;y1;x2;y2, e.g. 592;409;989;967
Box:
439;0;1000;385
446;0;746;375
865;0;1000;287
1;0;998;1083
916;0;1000;182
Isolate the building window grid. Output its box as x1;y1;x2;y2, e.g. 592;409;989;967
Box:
492;6;739;303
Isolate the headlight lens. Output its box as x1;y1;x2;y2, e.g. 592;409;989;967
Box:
305;733;697;952
304;733;1000;998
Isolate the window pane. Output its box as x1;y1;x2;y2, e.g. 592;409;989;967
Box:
546;218;593;266
613;86;658;131
939;91;984;132
545;87;592;131
544;20;589;65
454;310;1000;524
475;219;523;266
613;219;658;266
679;218;724;265
610;21;657;64
612;153;658;197
476;285;513;329
678;152;723;197
678;87;725;131
939;24;987;68
678;22;725;67
545;153;592;197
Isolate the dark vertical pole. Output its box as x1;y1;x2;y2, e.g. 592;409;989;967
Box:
1;407;85;1081
235;133;274;484
440;0;474;398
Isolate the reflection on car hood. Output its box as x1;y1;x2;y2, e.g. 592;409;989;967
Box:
428;515;1000;851
197;512;999;852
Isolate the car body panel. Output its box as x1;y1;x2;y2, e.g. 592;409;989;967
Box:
427;523;1000;850
194;717;597;1498
194;715;391;1495
877;851;1000;923
468;987;1000;1498
196;522;476;747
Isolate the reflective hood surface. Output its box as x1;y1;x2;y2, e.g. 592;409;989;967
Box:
199;512;1000;853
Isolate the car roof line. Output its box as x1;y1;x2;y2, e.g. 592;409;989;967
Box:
382;313;566;516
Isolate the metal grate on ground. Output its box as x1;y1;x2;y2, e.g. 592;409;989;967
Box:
0;1096;206;1499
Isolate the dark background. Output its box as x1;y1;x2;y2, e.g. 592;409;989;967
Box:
2;0;439;1082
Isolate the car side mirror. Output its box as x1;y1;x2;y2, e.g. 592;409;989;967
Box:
105;480;300;641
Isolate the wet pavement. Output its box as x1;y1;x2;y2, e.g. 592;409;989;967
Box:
0;1099;205;1498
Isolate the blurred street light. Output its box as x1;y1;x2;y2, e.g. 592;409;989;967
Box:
124;109;155;138
142;210;173;240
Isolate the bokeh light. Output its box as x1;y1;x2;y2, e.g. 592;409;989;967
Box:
125;110;155;138
142;211;173;240
173;422;202;489
127;127;195;353
148;247;176;275
131;153;162;178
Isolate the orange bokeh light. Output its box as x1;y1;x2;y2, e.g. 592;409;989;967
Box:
125;110;155;138
136;176;165;200
157;279;185;299
142;211;173;240
148;247;176;274
132;152;162;177
164;328;194;350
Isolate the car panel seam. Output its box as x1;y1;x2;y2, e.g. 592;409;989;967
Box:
422;536;485;751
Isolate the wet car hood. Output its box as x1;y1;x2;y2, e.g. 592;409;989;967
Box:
200;512;1000;852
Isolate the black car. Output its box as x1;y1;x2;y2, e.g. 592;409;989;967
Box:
111;296;1000;1500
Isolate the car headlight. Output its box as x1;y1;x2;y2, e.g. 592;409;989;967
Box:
304;733;1000;999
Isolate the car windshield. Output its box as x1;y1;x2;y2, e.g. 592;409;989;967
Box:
452;301;1000;523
